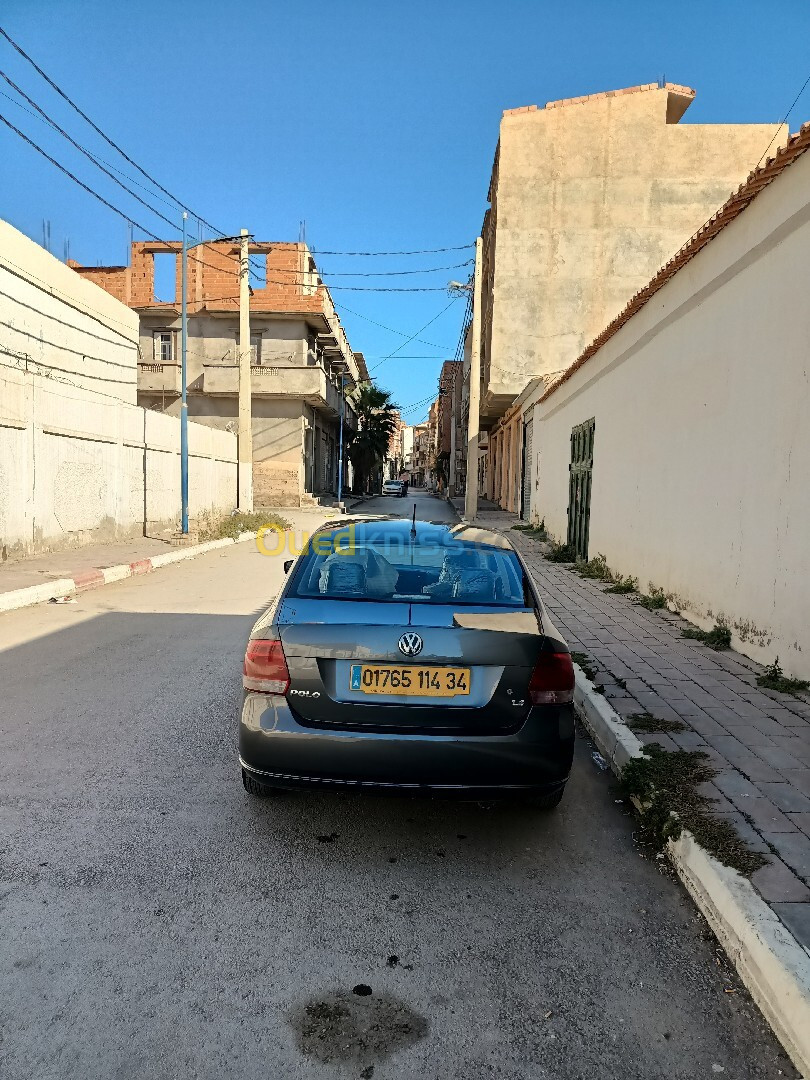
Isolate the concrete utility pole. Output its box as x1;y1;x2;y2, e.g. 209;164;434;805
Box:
464;235;483;522
238;228;253;511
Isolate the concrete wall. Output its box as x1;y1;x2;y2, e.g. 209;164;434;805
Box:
481;83;785;422
0;364;238;556
0;219;139;405
530;139;810;678
0;221;237;554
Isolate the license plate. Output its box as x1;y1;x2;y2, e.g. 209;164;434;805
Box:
350;664;470;697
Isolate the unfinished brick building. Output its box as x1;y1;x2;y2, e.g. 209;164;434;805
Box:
70;241;366;506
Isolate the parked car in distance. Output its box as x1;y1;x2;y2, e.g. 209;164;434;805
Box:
382;479;405;497
240;517;575;806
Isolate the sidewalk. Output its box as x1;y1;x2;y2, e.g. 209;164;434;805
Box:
0;507;330;613
471;507;810;943
469;505;810;1070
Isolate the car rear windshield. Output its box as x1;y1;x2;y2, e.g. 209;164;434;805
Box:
287;537;530;605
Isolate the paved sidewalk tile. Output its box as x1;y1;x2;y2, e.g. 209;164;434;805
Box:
770;903;810;950
509;530;810;926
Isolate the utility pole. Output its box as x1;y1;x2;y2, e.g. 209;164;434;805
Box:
238;228;253;511
464;235;483;522
337;371;346;508
180;212;189;534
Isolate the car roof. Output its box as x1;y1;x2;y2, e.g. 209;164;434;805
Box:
314;516;516;552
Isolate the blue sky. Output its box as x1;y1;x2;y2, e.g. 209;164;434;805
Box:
1;0;810;423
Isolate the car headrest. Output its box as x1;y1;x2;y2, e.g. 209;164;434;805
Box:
320;560;366;596
452;567;497;602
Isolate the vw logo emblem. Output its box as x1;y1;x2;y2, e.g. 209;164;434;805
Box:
398;632;423;658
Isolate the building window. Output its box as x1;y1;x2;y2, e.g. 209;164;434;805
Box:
251;335;262;365
153;331;174;364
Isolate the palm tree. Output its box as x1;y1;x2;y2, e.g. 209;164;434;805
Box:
346;383;398;494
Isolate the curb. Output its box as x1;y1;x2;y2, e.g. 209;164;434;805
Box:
572;665;810;1078
0;533;259;616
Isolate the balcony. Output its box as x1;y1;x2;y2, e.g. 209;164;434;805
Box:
138;362;181;395
202;363;357;428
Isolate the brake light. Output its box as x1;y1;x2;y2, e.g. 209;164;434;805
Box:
243;639;290;694
528;652;575;705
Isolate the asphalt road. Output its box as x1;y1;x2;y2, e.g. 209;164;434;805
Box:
0;495;797;1080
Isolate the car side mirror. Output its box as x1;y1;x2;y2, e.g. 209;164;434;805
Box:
283;559;294;574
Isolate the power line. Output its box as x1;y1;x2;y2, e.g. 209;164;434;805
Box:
266;260;473;278
0;286;135;352
369;299;459;373
0;67;180;234
0;110;258;289
0;25;222;235
333;302;451;350
0;342;135;384
757;70;810;167
307;245;473;256
0;319;138;375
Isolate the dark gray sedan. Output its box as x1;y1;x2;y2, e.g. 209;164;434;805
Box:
239;517;575;806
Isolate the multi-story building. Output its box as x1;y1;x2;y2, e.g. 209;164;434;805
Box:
70;240;367;506
410;423;431;488
436;360;463;495
472;81;786;511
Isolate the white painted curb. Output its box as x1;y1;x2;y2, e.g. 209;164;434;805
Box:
0;532;258;616
573;667;810;1078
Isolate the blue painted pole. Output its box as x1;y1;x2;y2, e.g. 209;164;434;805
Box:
337;372;345;505
180;213;189;534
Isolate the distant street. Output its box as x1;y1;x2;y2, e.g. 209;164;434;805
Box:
0;498;794;1080
357;486;458;523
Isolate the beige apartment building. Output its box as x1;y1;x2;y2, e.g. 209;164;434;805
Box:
70;240;366;506
476;81;785;511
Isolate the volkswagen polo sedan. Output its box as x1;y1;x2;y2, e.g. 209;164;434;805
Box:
239;517;575;806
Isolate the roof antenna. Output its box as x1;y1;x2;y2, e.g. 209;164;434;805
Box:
410;503;417;540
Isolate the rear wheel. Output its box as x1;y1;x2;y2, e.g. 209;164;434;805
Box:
241;768;277;797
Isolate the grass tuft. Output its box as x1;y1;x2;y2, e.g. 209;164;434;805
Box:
625;712;687;734
572;553;612;581
756;657;810;697
681;624;732;651
620;744;766;876
604;575;638;594
636;585;668;611
570;651;597;682
201;510;291;541
545;542;577;563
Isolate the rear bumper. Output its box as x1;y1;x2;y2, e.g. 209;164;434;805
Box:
239;693;574;793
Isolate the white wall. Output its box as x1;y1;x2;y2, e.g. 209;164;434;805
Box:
532;144;810;678
0;220;237;554
0;365;238;555
0;219;139;404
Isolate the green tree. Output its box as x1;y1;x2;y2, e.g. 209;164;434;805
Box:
346;383;398;494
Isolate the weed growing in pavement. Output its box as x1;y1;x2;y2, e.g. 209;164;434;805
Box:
604;575;638;594
681;624;732;651
572;553;613;580
570;651;597;682
545;542;577;562
620;744;767;876
636;585;668;611
625;713;687;734
511;522;548;540
756;657;810;697
202;510;291;541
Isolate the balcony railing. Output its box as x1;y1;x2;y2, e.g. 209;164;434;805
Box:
201;363;357;428
138;362;181;394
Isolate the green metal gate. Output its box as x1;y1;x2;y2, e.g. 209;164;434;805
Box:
567;418;595;561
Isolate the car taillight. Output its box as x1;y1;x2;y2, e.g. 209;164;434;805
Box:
243;639;290;694
528;652;575;705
